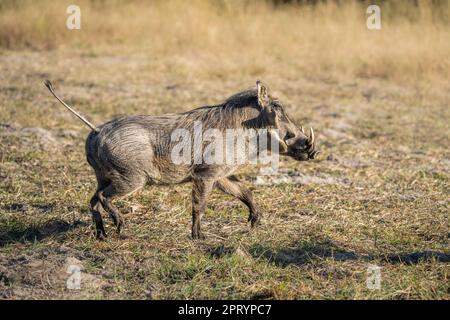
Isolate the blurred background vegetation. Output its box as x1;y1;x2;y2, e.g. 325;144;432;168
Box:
0;0;448;80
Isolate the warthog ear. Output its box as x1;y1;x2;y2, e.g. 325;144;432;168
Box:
256;80;270;108
256;80;278;127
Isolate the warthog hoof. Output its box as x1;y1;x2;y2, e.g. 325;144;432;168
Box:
96;230;107;240
192;230;206;240
116;221;124;234
249;214;261;227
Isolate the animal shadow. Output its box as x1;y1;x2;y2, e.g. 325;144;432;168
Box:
248;240;449;267
0;218;87;247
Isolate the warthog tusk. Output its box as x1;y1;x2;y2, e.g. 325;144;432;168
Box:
301;126;305;134
309;127;315;146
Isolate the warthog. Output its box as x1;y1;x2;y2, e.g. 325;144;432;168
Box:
44;80;318;239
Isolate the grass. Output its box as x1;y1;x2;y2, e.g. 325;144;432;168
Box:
0;0;449;299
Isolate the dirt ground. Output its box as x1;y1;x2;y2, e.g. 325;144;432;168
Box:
0;48;448;299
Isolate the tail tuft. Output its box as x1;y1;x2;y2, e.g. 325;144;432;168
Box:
44;80;53;91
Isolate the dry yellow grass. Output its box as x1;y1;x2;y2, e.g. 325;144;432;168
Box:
0;0;449;81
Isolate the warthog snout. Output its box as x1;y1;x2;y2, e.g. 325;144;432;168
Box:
284;127;319;161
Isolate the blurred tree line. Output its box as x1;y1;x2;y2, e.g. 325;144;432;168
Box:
1;0;448;23
272;0;449;23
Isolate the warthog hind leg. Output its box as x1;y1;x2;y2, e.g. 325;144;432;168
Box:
98;186;125;234
90;193;107;239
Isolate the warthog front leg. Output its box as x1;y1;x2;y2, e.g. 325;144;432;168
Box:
216;177;261;227
191;178;214;239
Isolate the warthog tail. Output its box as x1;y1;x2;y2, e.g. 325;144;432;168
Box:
44;80;99;133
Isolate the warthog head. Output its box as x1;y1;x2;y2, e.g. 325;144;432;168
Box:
256;81;319;161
